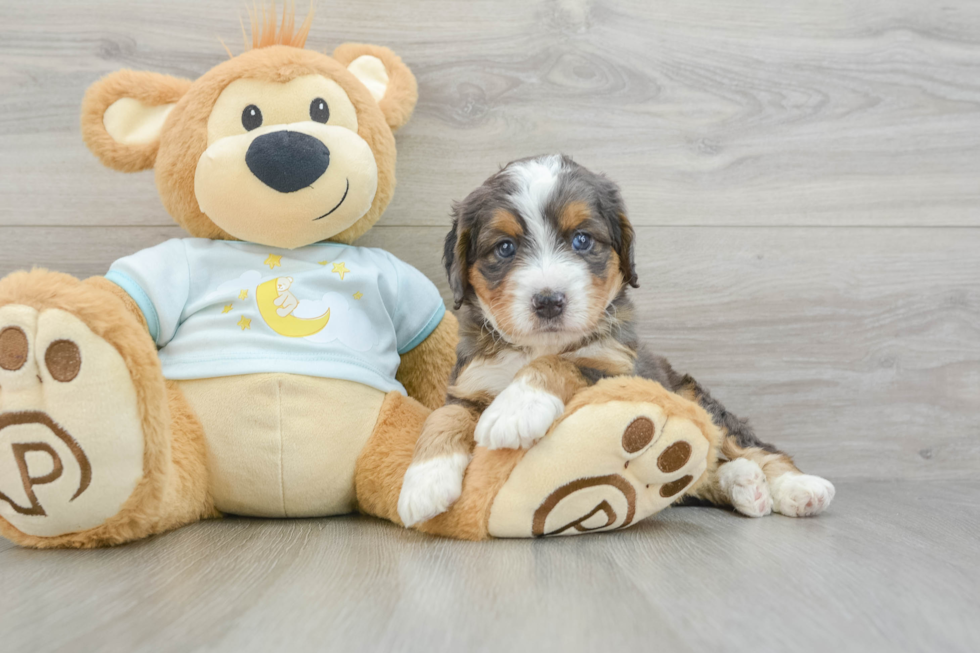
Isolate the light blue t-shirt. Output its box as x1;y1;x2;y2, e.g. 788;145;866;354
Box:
106;239;446;394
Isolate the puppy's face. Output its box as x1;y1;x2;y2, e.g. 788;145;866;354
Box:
447;155;637;348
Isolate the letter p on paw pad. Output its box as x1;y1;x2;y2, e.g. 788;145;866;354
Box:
0;305;145;539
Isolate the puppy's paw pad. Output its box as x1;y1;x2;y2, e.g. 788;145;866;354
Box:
719;458;773;517
771;473;835;517
475;379;564;450
397;454;469;527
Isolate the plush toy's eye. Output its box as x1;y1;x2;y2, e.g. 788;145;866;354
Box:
572;232;594;252
495;240;517;258
310;97;330;123
242;105;263;131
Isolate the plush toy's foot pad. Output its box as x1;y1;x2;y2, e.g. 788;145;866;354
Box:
0;305;145;538
487;398;711;538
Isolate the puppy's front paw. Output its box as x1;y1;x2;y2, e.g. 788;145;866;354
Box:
771;473;835;517
397;453;470;527
475;379;564;450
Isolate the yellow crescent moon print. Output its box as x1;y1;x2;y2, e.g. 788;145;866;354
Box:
255;279;330;338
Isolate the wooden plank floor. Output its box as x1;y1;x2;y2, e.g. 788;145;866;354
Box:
1;1;978;651
3;481;979;653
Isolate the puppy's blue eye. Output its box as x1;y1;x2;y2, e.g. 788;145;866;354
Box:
495;240;516;258
572;232;594;252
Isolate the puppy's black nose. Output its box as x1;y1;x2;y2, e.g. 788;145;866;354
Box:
245;130;329;193
532;291;566;319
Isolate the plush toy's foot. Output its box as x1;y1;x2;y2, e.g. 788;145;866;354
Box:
0;270;210;548
487;378;719;538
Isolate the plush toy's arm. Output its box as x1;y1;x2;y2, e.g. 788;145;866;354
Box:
396;311;458;412
84;276;149;330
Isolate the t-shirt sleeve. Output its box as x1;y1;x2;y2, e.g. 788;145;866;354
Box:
382;252;447;355
105;239;190;348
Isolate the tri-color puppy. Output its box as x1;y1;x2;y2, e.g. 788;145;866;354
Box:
397;154;835;527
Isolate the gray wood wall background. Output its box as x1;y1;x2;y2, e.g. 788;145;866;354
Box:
3;0;976;482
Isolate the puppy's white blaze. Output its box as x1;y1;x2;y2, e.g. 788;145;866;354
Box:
475;377;565;450
397;452;470;527
509;213;592;339
504;157;597;345
452;349;529;396
718;458;773;518
770;472;835;517
506;155;563;226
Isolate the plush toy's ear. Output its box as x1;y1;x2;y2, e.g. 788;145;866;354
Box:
81;70;191;172
332;43;418;132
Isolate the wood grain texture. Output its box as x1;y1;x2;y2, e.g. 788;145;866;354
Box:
1;1;979;651
1;481;978;653
2;0;980;227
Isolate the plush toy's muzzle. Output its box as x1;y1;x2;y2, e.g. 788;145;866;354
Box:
195;120;378;249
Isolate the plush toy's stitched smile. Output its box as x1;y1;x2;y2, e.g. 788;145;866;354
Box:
314;179;350;221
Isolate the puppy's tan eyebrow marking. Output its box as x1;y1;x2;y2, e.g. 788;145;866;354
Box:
558;200;593;232
488;209;523;238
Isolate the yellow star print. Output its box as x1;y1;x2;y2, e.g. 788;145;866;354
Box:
222;304;233;314
332;261;351;281
318;260;329;266
264;254;282;269
237;316;251;330
353;292;363;300
239;289;249;300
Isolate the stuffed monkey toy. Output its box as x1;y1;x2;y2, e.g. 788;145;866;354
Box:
0;8;718;547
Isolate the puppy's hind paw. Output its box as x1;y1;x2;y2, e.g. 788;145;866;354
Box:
397;454;470;527
718;458;773;517
771;473;835;517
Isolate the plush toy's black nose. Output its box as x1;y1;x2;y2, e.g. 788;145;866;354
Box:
532;291;566;319
245;130;330;193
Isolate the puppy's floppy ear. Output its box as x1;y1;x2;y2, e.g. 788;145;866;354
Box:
594;172;639;288
81;70;191;172
616;213;640;288
444;203;471;310
616;212;639;288
333;43;418;132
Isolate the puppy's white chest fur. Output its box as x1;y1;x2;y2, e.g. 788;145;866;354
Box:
452;349;530;396
451;342;573;398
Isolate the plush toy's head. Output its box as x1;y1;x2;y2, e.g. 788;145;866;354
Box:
81;7;417;249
